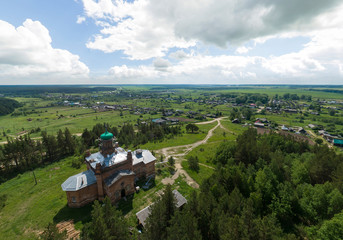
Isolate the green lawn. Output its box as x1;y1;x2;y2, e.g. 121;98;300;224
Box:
140;122;217;150
181;161;214;185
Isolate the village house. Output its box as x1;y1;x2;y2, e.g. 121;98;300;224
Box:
61;130;156;208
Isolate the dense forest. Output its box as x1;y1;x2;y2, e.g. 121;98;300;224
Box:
141;129;343;239
0;98;22;116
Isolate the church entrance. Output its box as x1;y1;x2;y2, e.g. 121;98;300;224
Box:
121;189;126;198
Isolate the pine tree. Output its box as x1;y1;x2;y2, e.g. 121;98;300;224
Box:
81;197;130;240
57;129;65;156
64;128;76;155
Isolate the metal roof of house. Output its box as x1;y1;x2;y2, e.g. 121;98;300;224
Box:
104;170;135;187
334;139;343;145
172;189;187;208
136;205;152;227
61;170;96;192
86;150;128;168
132;149;156;165
136;189;187;227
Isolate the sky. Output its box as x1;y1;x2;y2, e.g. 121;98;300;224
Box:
0;0;343;85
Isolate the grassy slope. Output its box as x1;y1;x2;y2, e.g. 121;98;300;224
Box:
181;119;247;185
140;122;217;150
0;157;89;239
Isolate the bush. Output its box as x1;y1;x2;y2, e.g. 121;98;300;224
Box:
0;194;7;212
71;157;83;169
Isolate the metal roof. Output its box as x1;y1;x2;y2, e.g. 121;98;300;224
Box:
104;170;135;187
136;205;151;227
334;139;343;145
61;170;96;192
86;150;128;168
136;189;187;227
132;149;156;165
100;130;113;140
172;189;187;208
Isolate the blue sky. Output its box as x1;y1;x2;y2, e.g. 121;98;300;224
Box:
0;0;342;84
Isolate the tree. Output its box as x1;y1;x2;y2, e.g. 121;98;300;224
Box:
40;223;67;240
81;197;130;240
187;156;199;172
317;212;343;240
57;129;66;156
167;211;202;240
64;128;76;155
144;185;176;240
41;131;58;162
329;109;336;116
186;123;199;133
168;156;175;166
81;128;93;147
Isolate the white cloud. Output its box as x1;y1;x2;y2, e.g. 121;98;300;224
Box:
82;0;196;60
169;50;190;60
106;26;343;84
153;58;171;72
236;46;251;54
76;15;86;24
0;19;89;83
80;0;342;60
73;0;343;84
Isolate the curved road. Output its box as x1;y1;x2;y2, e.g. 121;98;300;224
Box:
158;117;228;188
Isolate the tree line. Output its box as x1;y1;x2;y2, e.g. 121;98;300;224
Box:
81;122;182;149
0;128;81;183
0;98;22;116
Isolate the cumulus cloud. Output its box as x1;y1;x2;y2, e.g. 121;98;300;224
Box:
107;27;343;85
0;19;89;83
153;58;171;72
76;0;343;84
80;0;342;60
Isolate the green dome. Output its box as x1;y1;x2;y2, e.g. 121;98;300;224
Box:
100;130;113;140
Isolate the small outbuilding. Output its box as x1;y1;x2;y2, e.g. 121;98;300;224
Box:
136;189;187;227
334;139;343;147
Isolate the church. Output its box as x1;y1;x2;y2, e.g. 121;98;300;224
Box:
61;130;156;208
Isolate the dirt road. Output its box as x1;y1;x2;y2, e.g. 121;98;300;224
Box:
158;117;227;188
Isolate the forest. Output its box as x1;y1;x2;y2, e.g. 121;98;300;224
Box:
0;98;22;116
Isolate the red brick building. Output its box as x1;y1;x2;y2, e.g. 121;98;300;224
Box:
61;130;156;208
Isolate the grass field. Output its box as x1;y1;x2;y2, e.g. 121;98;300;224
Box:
140;122;217;150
